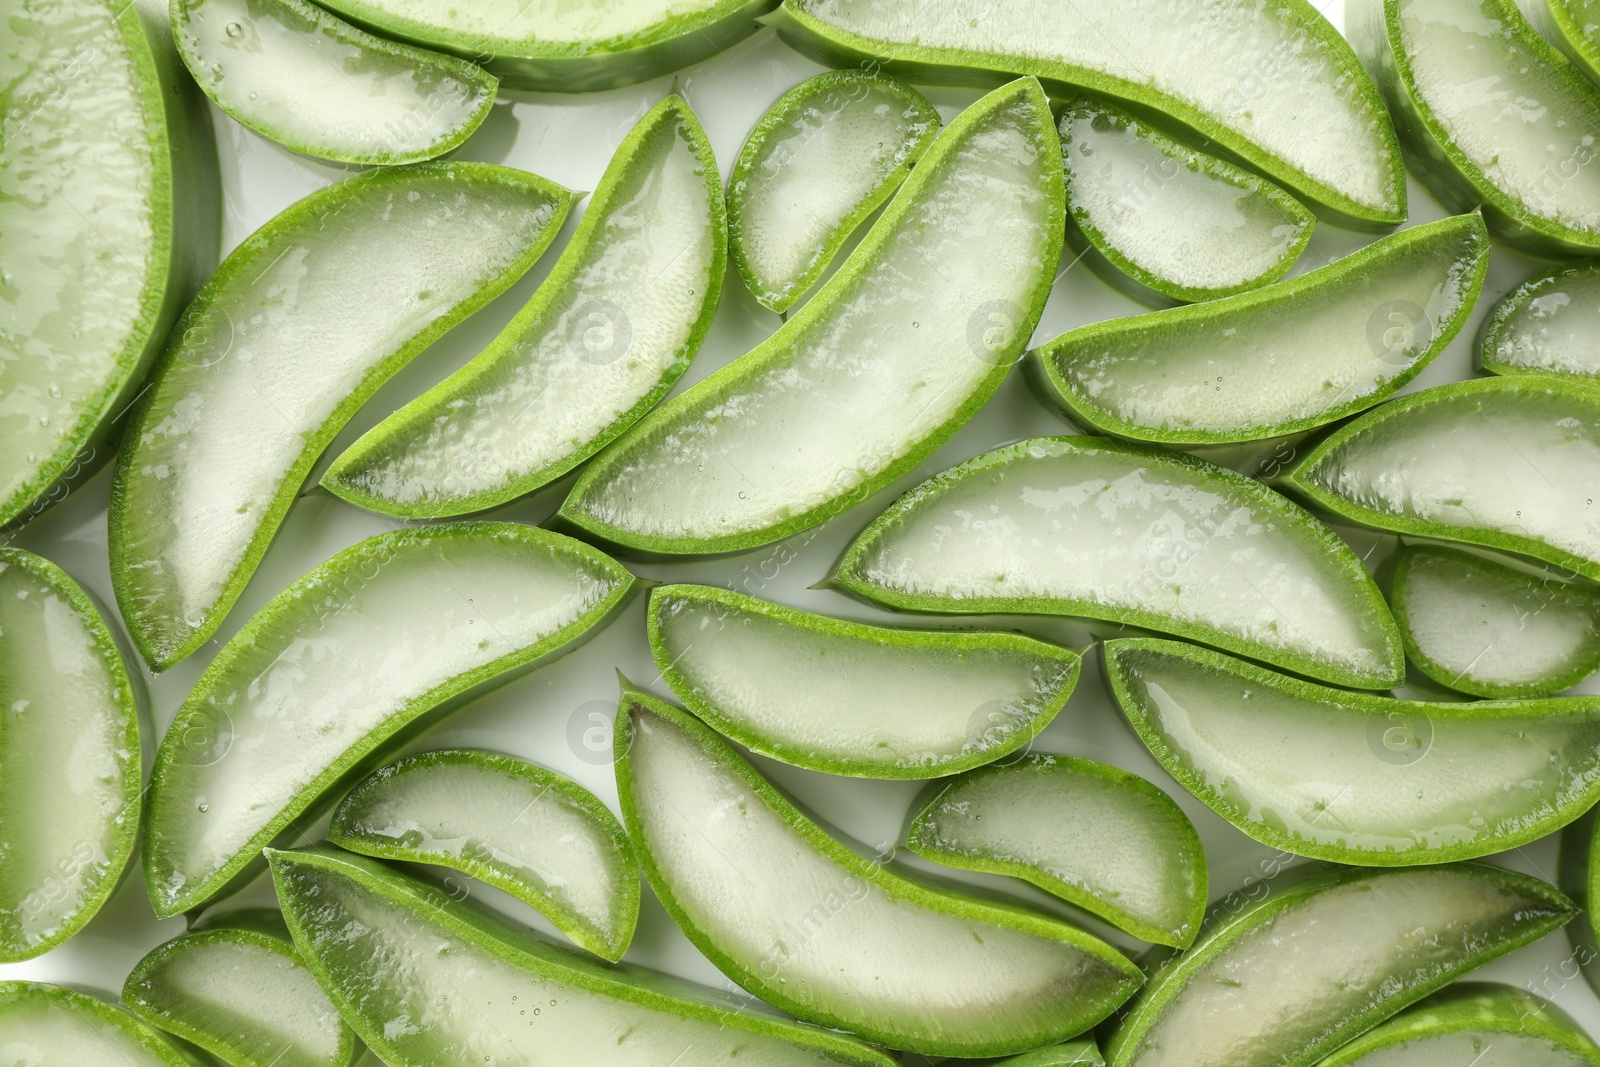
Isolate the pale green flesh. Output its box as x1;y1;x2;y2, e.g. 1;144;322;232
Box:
1482;259;1600;378
1033;214;1487;443
1287;377;1600;582
269;849;895;1067
835;437;1403;689
1341;1031;1581;1066
619;693;1141;1057
329;751;638;960
906;755;1204;946
0;983;194;1066
1106;639;1600;864
0;0;159;524
1060;101;1313;302
730;72;938;312
323;98;721;518
112;164;568;671
648;585;1079;777
1390;545;1600;697
174;0;495;164
142;524;632;918
0;551;138;962
558;79;1062;553
1317;983;1600;1066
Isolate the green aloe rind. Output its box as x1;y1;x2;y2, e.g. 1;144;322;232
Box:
988;1042;1104;1067
309;0;778;91
1105;862;1575;1067
1558;808;1600;998
142;522;636;919
831;436;1405;690
614;684;1143;1057
0;981;203;1065
765;0;1406;227
109;162;572;672
321;95;724;520
1283;374;1600;583
646;584;1081;779
1350;0;1600;256
1314;982;1600;1066
1028;213;1489;445
267;845;899;1067
1104;637;1600;865
172;0;498;165
1386;544;1600;698
905;754;1206;948
728;70;939;313
556;78;1064;556
0;548;143;962
1480;257;1600;380
328;748;642;962
1058;98;1315;306
1521;0;1600;83
1;0;218;529
122;910;359;1067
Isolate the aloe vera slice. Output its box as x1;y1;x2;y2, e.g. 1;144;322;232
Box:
1521;0;1600;83
310;0;775;91
1105;863;1573;1067
1;0;217;528
1105;637;1600;865
172;0;497;165
647;584;1080;779
728;70;939;313
328;749;640;961
558;78;1063;556
1351;0;1600;255
321;96;723;519
615;685;1142;1057
142;522;635;919
905;755;1205;947
122;909;358;1067
0;982;201;1066
1058;98;1315;306
832;436;1404;689
1387;544;1600;697
989;1042;1104;1067
1028;213;1489;445
1284;375;1600;583
1558;810;1600;996
267;846;898;1067
1315;982;1600;1066
1481;258;1600;379
0;549;142;962
767;0;1405;227
110;164;571;672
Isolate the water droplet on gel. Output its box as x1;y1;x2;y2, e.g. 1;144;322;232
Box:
47;384;61;399
225;21;242;35
197;802;208;813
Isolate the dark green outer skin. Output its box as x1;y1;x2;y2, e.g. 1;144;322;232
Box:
1531;0;1600;83
1559;808;1600;1000
0;981;204;1065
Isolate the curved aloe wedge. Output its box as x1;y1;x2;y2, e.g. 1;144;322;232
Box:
110;164;571;672
557;78;1063;555
0;982;200;1065
322;96;723;519
311;0;776;91
1059;98;1315;306
1;0;217;528
766;0;1405;227
1105;637;1600;865
122;909;358;1067
1283;375;1600;583
0;549;142;962
1387;544;1600;697
1521;0;1600;83
1481;258;1600;379
832;437;1404;689
172;0;497;165
615;685;1142;1057
1316;982;1600;1066
728;70;939;313
647;584;1080;779
143;522;635;919
267;846;897;1067
1558;810;1600;997
990;1042;1104;1067
1105;863;1574;1067
905;755;1206;947
328;749;640;961
1028;213;1489;445
1351;0;1600;255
